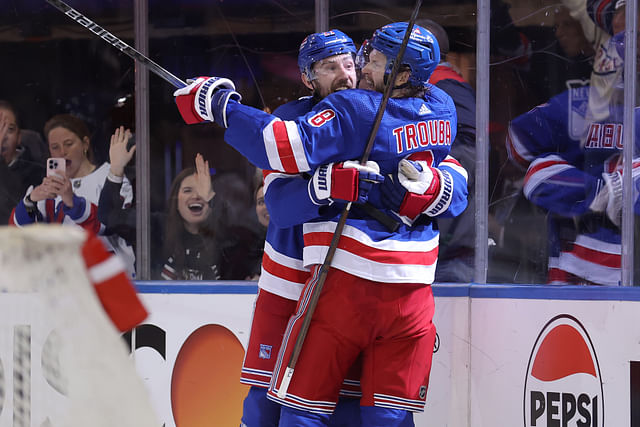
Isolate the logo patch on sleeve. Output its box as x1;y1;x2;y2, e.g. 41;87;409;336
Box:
259;344;272;359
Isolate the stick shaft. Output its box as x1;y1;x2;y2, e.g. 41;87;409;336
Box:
45;0;186;89
277;0;424;398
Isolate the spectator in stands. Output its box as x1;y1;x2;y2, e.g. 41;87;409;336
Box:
555;6;596;60
97;126;138;244
159;154;224;280
10;114;136;276
255;183;269;228
244;182;268;280
0;100;46;224
97;125;164;272
211;169;266;280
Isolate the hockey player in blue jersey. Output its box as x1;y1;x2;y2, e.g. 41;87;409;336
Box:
238;29;390;427
174;22;468;426
507;30;640;286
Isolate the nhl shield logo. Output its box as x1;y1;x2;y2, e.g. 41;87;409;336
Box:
566;79;589;140
523;314;604;427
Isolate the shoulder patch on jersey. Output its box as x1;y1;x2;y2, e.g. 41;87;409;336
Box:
419;104;431;115
308;109;336;127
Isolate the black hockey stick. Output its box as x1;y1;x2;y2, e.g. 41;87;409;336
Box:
45;0;186;89
277;0;424;398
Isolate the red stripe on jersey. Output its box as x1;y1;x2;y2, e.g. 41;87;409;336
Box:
569;244;620;268
162;265;177;280
45;199;58;222
261;252;309;284
407;150;434;167
79;203;102;234
272;121;299;173
440;156;462;168
547;267;569;284
304;232;439;265
524;159;567;186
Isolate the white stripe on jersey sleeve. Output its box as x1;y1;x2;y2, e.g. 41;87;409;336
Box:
263;118;286;172
523;155;573;198
440;155;468;180
284;120;311;173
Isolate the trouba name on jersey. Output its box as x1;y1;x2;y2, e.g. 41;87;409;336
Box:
307;108;452;154
392;119;452;154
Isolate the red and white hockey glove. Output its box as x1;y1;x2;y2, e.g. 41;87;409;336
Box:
308;160;383;205
380;159;453;219
173;76;241;125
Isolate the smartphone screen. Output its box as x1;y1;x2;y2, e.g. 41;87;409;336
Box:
47;157;66;177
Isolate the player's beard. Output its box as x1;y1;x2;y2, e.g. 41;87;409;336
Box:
358;74;384;92
313;78;354;99
358;74;375;91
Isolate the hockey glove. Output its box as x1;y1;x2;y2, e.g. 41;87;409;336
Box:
308;160;383;206
380;159;451;219
173;77;240;124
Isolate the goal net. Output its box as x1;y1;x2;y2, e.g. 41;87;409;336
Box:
0;225;158;427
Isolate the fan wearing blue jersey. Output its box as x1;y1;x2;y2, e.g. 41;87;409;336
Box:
174;22;468;427
238;29;388;427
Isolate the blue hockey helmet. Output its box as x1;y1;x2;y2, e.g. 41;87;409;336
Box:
368;22;440;87
298;29;357;80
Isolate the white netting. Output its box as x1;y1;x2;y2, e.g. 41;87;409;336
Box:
0;225;158;427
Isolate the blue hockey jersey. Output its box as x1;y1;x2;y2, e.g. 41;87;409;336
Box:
223;86;468;285
258;96;317;301
507;82;640;285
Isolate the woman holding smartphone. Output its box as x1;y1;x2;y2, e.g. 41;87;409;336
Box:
10;114;136;277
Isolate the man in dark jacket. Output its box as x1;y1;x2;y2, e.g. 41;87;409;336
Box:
0;101;46;223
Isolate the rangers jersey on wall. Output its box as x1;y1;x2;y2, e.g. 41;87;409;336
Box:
507;82;640;285
223;86;468;285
